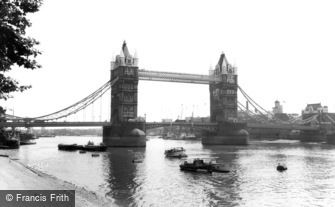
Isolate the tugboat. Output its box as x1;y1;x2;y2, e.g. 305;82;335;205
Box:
209;163;230;173
165;147;187;158
58;144;83;151
82;141;107;152
179;159;230;173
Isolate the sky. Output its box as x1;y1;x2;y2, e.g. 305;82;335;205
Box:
2;0;335;121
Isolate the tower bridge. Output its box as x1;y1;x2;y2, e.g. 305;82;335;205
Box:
2;41;323;146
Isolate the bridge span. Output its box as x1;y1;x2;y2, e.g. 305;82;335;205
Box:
0;120;317;132
0;122;112;128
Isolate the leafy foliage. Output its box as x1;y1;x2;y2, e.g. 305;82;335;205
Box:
0;0;42;100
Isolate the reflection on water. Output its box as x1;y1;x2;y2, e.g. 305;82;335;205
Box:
106;148;145;206
2;137;335;206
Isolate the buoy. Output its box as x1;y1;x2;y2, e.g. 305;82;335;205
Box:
277;164;287;172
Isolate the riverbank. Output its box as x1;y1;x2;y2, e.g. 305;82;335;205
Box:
0;156;113;207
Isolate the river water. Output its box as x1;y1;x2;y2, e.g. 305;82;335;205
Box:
2;136;335;206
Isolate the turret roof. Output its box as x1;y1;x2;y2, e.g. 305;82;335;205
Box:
122;41;131;58
216;53;229;71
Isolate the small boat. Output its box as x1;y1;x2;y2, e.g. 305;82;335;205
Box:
277;164;287;172
0;137;20;149
58;144;83;151
132;159;143;163
0;154;9;157
180;159;230;173
19;132;37;140
209;163;230;173
40;135;55;138
91;153;100;157
82;141;107;152
20;140;37;145
180;159;212;173
165;147;187;158
79;150;86;154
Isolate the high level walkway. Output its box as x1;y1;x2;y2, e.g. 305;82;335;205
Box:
138;69;221;84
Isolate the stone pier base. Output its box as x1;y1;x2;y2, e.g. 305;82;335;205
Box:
300;129;325;142
202;122;249;145
202;134;249;145
103;123;146;147
103;135;146;147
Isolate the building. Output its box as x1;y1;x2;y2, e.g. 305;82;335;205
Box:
162;119;173;123
302;103;328;114
272;100;283;114
185;116;210;123
302;103;329;122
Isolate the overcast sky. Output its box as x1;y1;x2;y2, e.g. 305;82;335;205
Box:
2;0;335;121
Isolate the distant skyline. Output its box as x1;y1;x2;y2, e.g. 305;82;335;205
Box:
2;0;335;121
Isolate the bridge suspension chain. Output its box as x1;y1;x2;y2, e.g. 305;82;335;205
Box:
237;86;271;120
238;86;270;115
326;114;335;125
237;101;268;123
7;77;118;122
238;85;291;124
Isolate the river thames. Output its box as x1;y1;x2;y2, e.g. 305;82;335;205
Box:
2;136;335;206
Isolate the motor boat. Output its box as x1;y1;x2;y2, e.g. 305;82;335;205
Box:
180;159;230;173
165;147;187;158
58;144;83;151
82;141;107;152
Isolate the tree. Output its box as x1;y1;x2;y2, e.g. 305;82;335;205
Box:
0;0;42;100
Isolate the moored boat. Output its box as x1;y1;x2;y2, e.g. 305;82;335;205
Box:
58;143;83;151
165;147;187;158
82;141;107;152
20;140;37;145
0;134;20;149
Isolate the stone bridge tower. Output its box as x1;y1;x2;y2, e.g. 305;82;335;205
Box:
209;53;238;122
103;41;146;147
204;53;248;145
110;41;139;124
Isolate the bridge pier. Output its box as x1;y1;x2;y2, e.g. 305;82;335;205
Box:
103;41;146;147
203;53;248;145
248;128;292;140
202;121;249;145
299;129;325;142
103;122;146;147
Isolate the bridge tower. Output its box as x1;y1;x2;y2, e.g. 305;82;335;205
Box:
103;41;146;147
203;53;248;145
209;53;238;122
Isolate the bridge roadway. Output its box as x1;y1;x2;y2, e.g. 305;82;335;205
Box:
145;122;319;131
0;121;318;131
0;121;112;128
